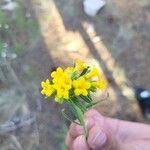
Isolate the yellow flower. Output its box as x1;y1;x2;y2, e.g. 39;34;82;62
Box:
53;75;72;91
73;77;91;96
51;67;72;101
85;66;99;79
51;67;70;84
41;79;54;96
64;67;74;75
92;79;106;90
51;67;64;82
63;75;72;87
55;85;70;100
53;82;70;101
74;59;86;71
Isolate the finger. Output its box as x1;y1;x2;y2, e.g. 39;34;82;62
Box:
73;135;89;150
93;115;118;149
93;115;105;128
87;125;107;149
69;118;95;138
84;109;102;118
65;132;73;148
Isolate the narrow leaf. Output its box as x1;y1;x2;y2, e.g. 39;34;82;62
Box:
71;97;87;113
68;100;87;136
86;97;108;109
61;109;80;125
80;95;92;103
79;67;90;76
89;86;97;92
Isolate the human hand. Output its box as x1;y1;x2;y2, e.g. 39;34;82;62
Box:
66;109;150;150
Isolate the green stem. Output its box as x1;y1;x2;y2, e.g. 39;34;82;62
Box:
61;109;80;125
80;95;92;103
71;96;87;113
68;99;88;137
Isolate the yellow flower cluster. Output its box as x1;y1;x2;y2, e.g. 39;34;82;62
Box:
51;67;72;101
73;77;91;96
41;59;106;102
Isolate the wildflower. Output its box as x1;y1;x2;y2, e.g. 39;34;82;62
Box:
41;79;54;96
92;79;106;90
85;66;99;79
74;59;86;71
51;67;64;83
73;77;91;96
51;67;72;100
41;59;108;137
55;85;70;100
64;67;74;75
54;76;72;99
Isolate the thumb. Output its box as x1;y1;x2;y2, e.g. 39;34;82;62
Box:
87;125;107;149
87;122;119;150
85;109;118;149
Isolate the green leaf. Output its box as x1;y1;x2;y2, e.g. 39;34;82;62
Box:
75;105;84;126
69;89;75;97
80;95;92;103
68;100;87;136
86;101;100;109
71;72;78;80
61;109;80;125
86;96;108;109
89;86;97;92
71;97;87;113
79;67;90;76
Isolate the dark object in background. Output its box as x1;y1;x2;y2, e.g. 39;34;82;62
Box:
134;86;150;119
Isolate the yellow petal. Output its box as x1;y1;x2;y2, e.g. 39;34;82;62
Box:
51;71;56;78
92;79;106;90
74;59;86;71
41;81;45;87
85;66;99;79
41;89;45;95
82;89;88;96
65;67;74;74
57;67;63;73
74;89;82;96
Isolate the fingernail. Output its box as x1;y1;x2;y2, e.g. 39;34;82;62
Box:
75;118;94;135
94;116;104;123
85;118;94;129
73;135;89;150
89;127;107;149
75;125;84;134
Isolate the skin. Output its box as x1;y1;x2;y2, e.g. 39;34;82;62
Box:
66;109;150;150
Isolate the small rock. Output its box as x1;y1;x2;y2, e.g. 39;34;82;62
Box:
1;51;7;58
83;0;106;17
1;0;18;11
3;43;8;48
4;24;9;29
26;12;31;18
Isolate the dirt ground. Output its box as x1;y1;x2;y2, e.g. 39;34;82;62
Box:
30;0;150;120
0;0;150;149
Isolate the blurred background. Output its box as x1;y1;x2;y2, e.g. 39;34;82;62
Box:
0;0;150;149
